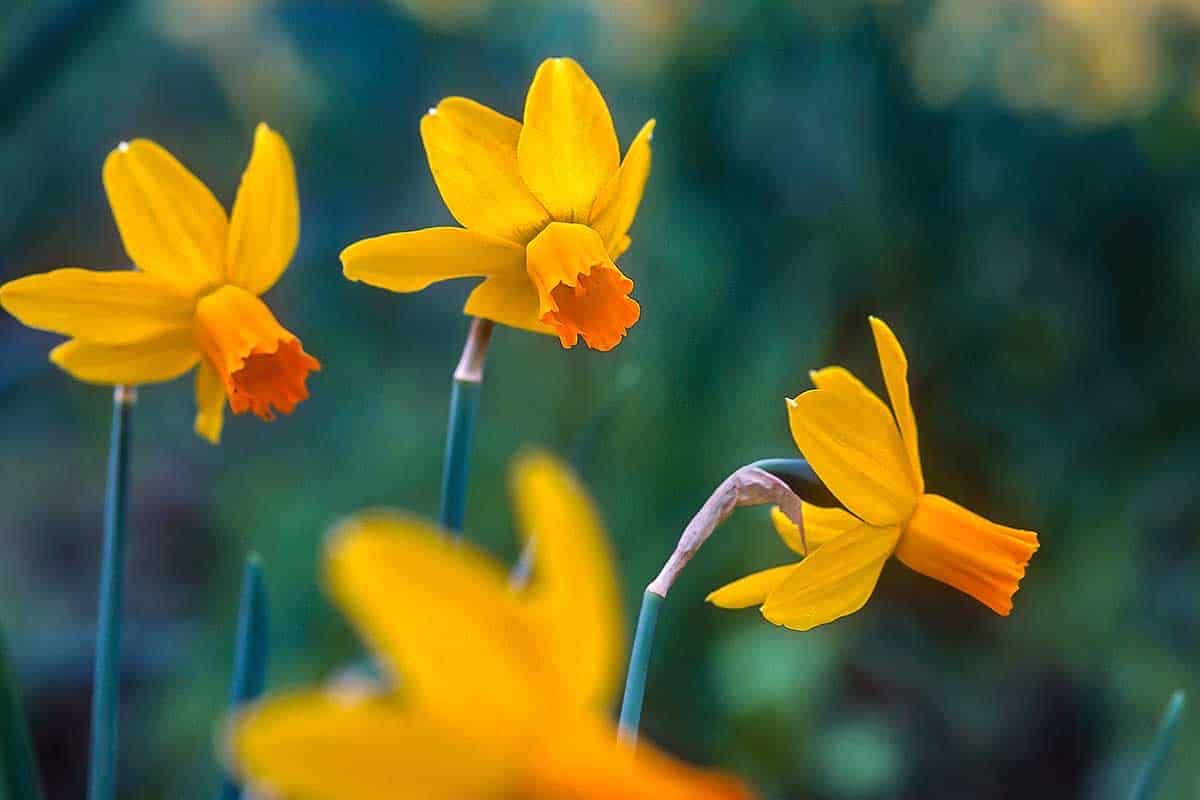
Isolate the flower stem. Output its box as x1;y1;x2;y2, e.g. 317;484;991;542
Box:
1129;690;1186;800
216;554;269;800
439;318;493;535
87;385;135;800
0;622;44;800
618;462;824;743
617;590;663;744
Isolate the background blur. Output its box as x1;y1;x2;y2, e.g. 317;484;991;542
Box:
1;1;1197;797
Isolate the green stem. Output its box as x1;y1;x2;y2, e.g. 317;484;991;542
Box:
438;318;493;535
216;554;269;800
618;590;664;744
87;386;134;800
0;623;44;800
1129;690;1186;800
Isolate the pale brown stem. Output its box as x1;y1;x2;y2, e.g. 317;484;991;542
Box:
646;466;806;598
453;318;495;383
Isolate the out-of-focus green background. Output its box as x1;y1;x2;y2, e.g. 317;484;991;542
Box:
1;1;1197;797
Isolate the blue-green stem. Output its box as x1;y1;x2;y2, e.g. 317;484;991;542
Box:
216;554;269;800
87;385;134;800
1129;690;1186;800
0;622;44;800
439;318;493;535
618;462;819;744
618;590;663;744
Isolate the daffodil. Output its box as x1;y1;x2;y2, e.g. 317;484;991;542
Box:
227;453;754;800
708;317;1039;630
0;124;318;443
340;57;653;352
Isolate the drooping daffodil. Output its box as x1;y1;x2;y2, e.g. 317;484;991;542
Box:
226;452;755;800
708;317;1039;630
0;124;318;443
341;57;652;352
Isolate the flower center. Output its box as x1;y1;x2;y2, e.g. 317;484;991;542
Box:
193;284;320;421
525;222;640;351
894;494;1039;616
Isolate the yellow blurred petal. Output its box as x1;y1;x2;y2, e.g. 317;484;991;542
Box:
421;97;550;243
225;123;299;295
49;332;198;385
463;275;553;334
869;316;923;493
787;371;919;526
895;494;1039;616
102;139;227;291
610;234;632;260
324;511;559;727
193;359;226;444
0;268;194;344
228;690;519;800
518;57;620;222
510;452;624;711
770;503;861;555
706;564;798;609
761;523;901;631
590;119;654;253
340;227;525;293
531;718;758;800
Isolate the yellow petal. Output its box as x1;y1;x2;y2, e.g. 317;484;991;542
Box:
340;227;525;293
590;119;655;254
102;139;227;292
421;97;550;243
787;370;919;526
706;564;798;609
770;503;861;555
0;268;194;344
611;234;632;260
761;523;901;631
324;511;559;727
49;331;198;385
510;452;624;711
517;57;620;222
895;494;1039;616
463;275;554;334
225;123;299;295
193;359;226;444
227;690;520;800
531;718;758;800
869;316;923;493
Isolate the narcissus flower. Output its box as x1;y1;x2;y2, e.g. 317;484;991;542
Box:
227;453;754;800
341;57;653;352
0;124;318;443
708;317;1039;630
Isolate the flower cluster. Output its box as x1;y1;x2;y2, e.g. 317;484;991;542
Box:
0;56;1042;800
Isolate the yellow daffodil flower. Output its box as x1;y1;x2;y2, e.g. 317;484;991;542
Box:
227;452;754;800
0;124;319;444
340;57;653;352
708;317;1039;630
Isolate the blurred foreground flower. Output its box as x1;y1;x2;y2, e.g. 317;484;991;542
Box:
708;317;1039;630
226;452;753;799
0;124;318;443
341;57;653;351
